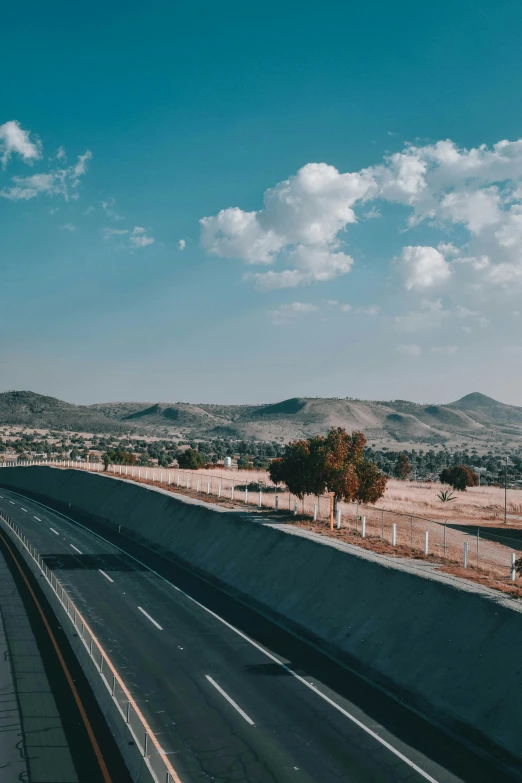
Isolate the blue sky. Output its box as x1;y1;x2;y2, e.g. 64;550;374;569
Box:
2;0;522;405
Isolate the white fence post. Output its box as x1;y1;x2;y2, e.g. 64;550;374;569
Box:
392;523;397;546
259;490;262;507
424;531;429;555
313;503;317;521
275;495;279;510
230;483;234;500
511;553;517;582
361;515;366;538
293;500;298;516
218;483;222;498
196;479;200;492
245;487;248;504
463;541;468;568
336;509;341;529
207;481;210;494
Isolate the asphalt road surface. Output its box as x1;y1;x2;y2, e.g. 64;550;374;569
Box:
0;485;518;783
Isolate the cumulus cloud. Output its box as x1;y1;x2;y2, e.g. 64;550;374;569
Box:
178;238;186;251
396;344;421;357
399;246;452;290
58;223;76;232
270;301;319;325
200;135;522;292
0;120;41;167
355;305;380;315
201;162;372;287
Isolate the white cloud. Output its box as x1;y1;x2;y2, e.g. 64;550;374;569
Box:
455;306;479;318
101;198;124;221
103;228;129;239
200;135;522;292
355;305;380;315
399;246;452;290
58;223;76;232
83;205;95;215
179;238;186;251
249;246;353;289
54;146;66;161
431;345;458;355
0;150;92;201
396;344;421;357
270;301;319;325
340;303;352;312
130;226;154;248
395;299;449;332
201;162;372;287
0;120;41;167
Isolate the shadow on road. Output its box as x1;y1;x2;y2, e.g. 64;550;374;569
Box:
42;553;147;571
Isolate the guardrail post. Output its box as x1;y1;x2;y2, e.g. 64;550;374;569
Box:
259;490;262;507
218;483;222;498
207;481;210;494
336;509;341;529
424;531;429;555
244;487;248;504
463;541;468;568
230;483;234;500
313;503;317;521
511;553;517;581
392;523;397;546
361;515;366;537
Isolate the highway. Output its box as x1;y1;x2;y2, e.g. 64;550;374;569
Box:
0;485;518;783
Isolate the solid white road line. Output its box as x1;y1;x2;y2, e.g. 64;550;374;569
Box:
137;606;163;630
50;528;59;536
99;569;114;583
205;675;255;725
0;487;441;783
70;544;83;554
34;516;41;521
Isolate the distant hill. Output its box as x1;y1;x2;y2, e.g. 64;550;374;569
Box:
2;390;522;447
0;391;125;433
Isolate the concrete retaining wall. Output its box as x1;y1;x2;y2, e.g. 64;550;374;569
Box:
2;466;521;772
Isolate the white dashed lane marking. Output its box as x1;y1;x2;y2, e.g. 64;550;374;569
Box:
70;544;83;554
137;606;163;630
99;569;114;583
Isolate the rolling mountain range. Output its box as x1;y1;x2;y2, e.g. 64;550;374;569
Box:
1;390;522;448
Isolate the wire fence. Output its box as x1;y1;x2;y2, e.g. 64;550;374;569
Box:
0;506;178;783
2;459;520;583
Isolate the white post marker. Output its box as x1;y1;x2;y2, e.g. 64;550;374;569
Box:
293;500;298;516
275;495;279;510
259;490;262;507
207;482;210;494
313;503;317;521
463;541;468;568
424;531;429;555
245;487;248;504
511;553;517;582
392;523;397;546
218;484;222;498
336;509;341;530
361;515;366;538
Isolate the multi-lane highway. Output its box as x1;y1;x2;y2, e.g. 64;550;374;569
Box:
0;485;518;783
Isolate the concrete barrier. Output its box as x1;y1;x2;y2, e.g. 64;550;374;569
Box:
2;466;522;773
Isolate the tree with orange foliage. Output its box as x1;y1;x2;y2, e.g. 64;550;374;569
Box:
269;428;387;511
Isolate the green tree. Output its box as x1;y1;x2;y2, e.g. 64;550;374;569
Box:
394;453;411;480
177;449;205;469
439;465;479;491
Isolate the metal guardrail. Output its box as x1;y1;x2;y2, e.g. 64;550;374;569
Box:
0;508;180;783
